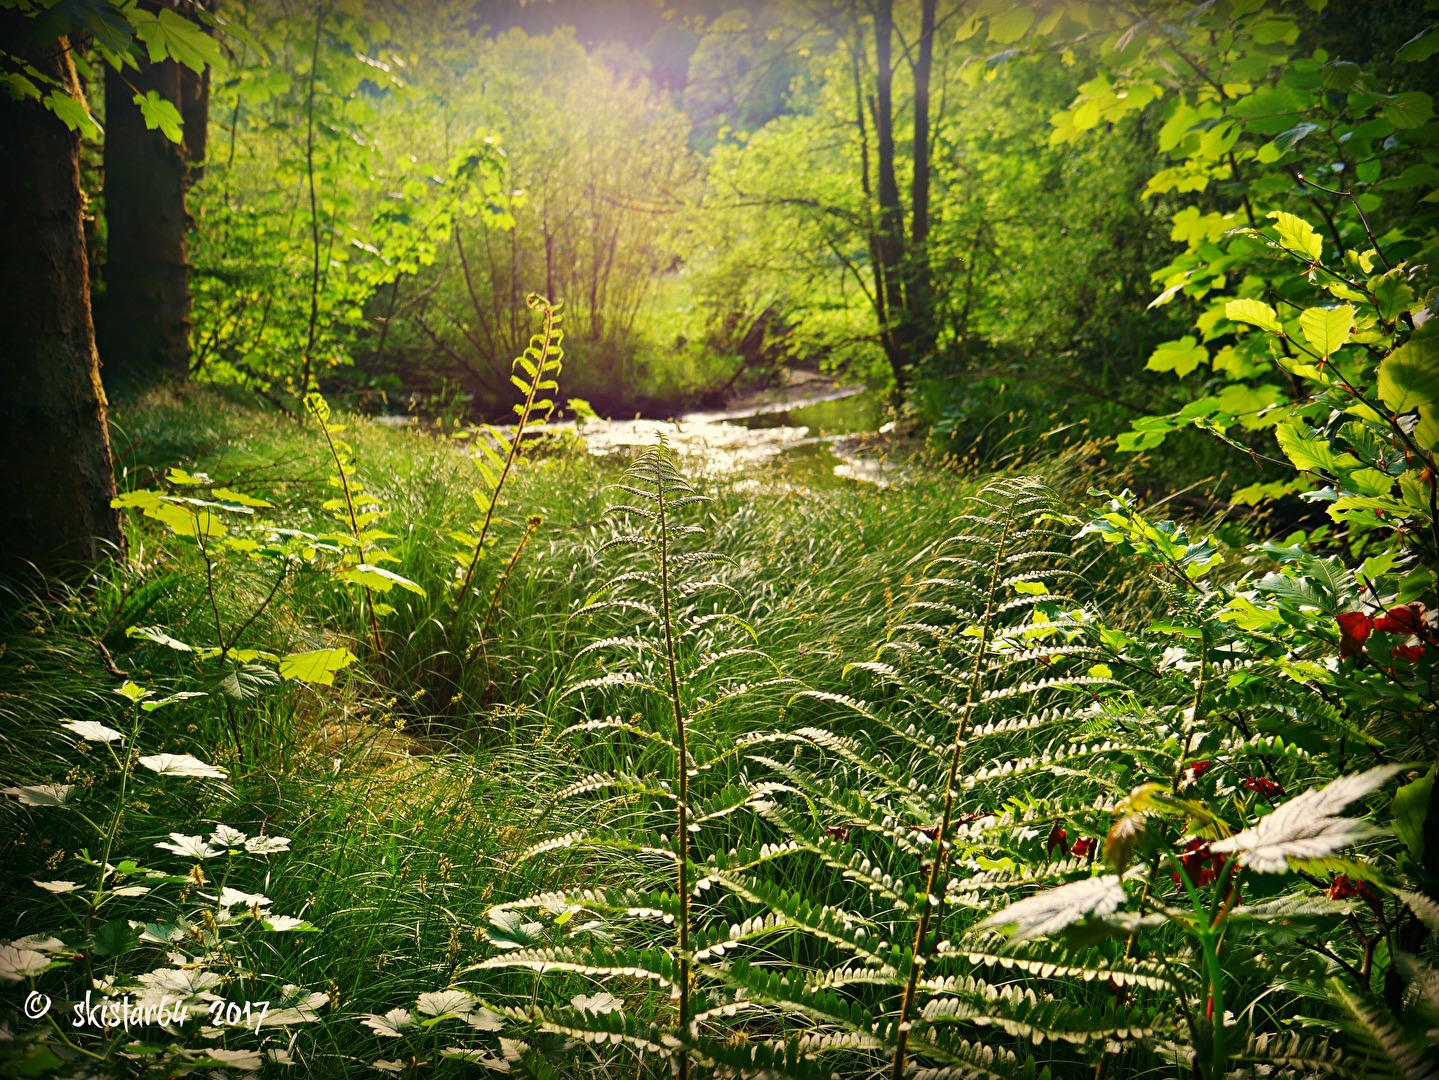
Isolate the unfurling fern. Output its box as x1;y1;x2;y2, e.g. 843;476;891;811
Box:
473;443;804;1077
451;293;564;612
305;391;427;656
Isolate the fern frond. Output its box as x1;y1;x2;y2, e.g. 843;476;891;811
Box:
491;887;679;922
1234;1031;1368;1080
519;829;677;863
918;988;1169;1044
932;940;1192;992
472;944;681;985
1328;978;1439;1080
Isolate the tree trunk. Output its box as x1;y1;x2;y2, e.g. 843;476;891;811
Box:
181;63;210;179
906;0;938;359
101;53;193;384
0;16;123;579
872;0;907;390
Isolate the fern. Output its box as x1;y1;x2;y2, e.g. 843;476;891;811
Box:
476;443;772;1075
304;391;426;654
721;477;1146;1076
451;292;563;611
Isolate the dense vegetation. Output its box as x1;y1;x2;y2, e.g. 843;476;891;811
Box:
1;1;1437;1078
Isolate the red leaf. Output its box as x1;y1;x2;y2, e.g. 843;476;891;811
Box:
1071;837;1095;858
1326;875;1384;918
1046;823;1069;857
1375;602;1424;635
1336;611;1373;658
1242;776;1285;798
1173;838;1221;887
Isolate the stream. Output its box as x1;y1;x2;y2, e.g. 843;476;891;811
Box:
574;385;899;489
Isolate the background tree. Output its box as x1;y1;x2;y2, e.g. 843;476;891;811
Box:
0;0;223;576
100;2;217;387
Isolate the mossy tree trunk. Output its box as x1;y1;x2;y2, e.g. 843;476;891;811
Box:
0;16;123;578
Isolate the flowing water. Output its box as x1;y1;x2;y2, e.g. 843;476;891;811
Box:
576;385;898;489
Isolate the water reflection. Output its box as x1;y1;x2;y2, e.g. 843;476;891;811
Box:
576;387;896;489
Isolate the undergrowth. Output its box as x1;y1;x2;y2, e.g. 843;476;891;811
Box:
1;383;1434;1077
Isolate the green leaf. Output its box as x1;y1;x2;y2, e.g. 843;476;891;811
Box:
1117;430;1167;452
43;90;100;140
303;392;332;424
1396;25;1439;63
1226;298;1284;333
1250;18;1298;45
1319;60;1362;91
1377;337;1439;412
0;72;41;103
1393;766;1434;863
986;8;1034;44
1373;272;1417;322
114;681;153;702
126;625;193;652
1298;306;1354;357
211;487;273;508
339;564;427;596
279;648;357;686
91;919;138;957
1275;418;1356;473
134;90;182;143
130;9;221;73
1267;211;1323;261
1383;91;1434;130
1145;336;1208;377
146;502;226;540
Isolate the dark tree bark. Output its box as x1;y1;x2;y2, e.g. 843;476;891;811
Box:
871;0;907;389
0;16;123;578
181;63;210;178
906;0;938;359
101;51;193;384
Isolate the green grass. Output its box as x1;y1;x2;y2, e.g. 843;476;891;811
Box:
0;387;1178;1076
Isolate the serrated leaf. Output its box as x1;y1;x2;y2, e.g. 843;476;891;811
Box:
1267;211;1323;261
1396;25;1439;63
976;875;1127;943
1377;337;1439;412
340;564;427;596
138;753;227;779
1210;766;1406;872
1145;336;1208;377
279;647;357;686
2;784;75;807
60;720;125;743
130;8;221;73
1298;305;1354;357
134;90;182;142
44;90;100;140
1226;298;1283;333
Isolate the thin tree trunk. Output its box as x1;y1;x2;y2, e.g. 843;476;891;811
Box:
907;0;938;359
0;16;123;578
872;0;907;390
301;6;325;393
102;54;191;385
